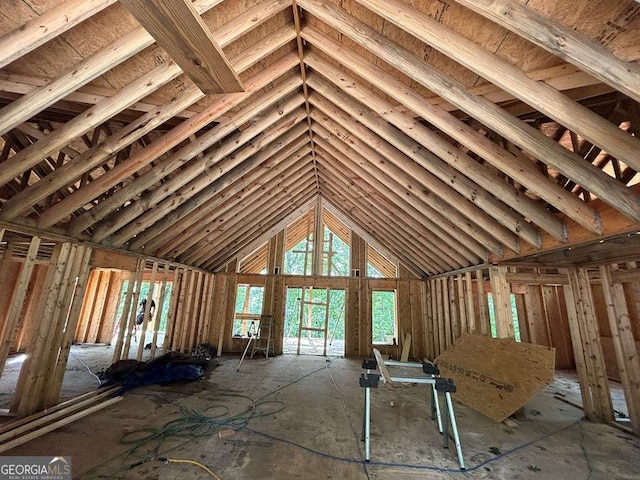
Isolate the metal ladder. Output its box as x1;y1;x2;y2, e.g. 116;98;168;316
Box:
250;314;274;358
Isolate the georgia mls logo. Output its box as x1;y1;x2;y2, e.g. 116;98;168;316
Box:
48;457;70;474
0;456;72;480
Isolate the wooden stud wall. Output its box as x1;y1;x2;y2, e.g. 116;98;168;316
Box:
10;240;93;416
426;262;640;434
1;227;637;430
74;269;123;344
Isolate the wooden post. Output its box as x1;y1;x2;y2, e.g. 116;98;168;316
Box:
45;246;93;406
409;280;425;360
14;265;47;353
600;265;640;433
476;269;490;336
74;269;99;343
112;263;139;363
346;277;359;357
0;236;41;379
14;242;72;415
312;196;323;276
214;274;230;355
448;276;459;341
465;271;476;335
196;272;212;348
542;285;573;367
223;268;237;353
524;285;550;346
428;279;438;357
563;280;597;420
422;280;433;360
96;271;124;343
122;260;145;360
456;275;467;337
150;263;169;359
162;267;182;354
514;294;530;343
85;271;110;343
172;269;190;352
187;271;205;352
566;267;614;422
41;245;88;406
489;265;515;339
136;262;158;361
269;230;285;354
436;278;446;352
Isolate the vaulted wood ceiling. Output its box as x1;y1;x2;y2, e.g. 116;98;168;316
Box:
0;0;639;277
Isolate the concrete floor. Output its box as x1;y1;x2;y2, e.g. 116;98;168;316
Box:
1;353;639;479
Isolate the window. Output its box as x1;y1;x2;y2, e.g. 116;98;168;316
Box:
321;226;349;276
371;290;397;344
233;285;264;338
367;263;383;278
284;237;313;275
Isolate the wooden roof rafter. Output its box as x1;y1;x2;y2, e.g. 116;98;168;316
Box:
0;0;638;276
119;0;244;94
137;129;313;257
312;134;484;265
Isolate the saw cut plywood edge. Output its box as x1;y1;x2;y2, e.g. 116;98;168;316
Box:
435;334;555;423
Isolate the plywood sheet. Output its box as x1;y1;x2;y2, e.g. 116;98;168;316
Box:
435;334;555;422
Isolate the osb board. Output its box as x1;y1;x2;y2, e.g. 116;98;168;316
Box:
3;2;139;84
435;334;555;423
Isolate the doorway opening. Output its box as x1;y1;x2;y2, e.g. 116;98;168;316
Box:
283;287;345;356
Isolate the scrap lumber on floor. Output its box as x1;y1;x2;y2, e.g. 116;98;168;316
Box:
0;386;121;453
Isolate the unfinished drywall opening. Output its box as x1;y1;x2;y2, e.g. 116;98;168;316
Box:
283;287;345;356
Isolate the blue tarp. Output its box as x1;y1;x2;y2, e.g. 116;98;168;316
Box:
101;351;208;390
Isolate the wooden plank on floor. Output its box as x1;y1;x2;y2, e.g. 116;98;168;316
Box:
0;396;123;454
0;385;118;442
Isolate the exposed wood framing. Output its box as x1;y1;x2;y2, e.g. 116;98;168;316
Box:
120;0;243;94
